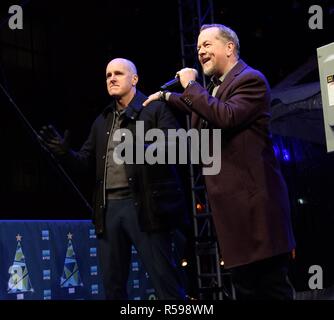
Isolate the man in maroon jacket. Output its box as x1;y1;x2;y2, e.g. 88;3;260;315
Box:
144;24;296;300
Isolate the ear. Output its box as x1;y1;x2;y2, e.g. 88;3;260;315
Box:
132;74;139;86
226;41;235;57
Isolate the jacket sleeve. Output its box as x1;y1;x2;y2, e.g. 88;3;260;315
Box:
61;120;97;172
142;101;186;172
171;71;271;131
155;101;180;131
168;93;193;115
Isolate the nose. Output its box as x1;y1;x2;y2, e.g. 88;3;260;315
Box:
198;46;206;56
107;73;118;83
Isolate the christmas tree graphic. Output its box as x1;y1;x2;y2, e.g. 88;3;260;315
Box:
7;234;34;295
60;232;83;292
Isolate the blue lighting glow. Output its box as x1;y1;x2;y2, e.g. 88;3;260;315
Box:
273;145;280;158
282;149;291;162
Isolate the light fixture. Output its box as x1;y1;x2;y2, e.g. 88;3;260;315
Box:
196;203;205;213
181;259;188;267
282;148;291;162
297;198;306;205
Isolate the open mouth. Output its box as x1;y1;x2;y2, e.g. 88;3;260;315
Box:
202;57;210;65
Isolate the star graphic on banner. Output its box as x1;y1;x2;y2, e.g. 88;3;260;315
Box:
16;234;22;241
67;232;73;240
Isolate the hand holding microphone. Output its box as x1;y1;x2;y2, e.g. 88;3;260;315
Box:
143;67;198;107
160;68;198;90
175;68;198;88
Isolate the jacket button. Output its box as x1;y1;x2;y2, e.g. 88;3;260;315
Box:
107;131;110;135
128;177;132;181
134;202;138;206
99;205;103;209
102;155;105;160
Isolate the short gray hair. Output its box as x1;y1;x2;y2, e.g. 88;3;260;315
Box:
200;24;240;57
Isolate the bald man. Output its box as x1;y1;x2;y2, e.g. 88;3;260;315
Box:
40;58;187;300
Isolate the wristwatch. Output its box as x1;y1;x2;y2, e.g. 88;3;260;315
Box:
186;80;196;88
159;90;169;101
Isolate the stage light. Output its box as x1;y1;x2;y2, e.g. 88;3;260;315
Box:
196;203;205;213
273;145;280;158
297;198;306;205
292;249;296;260
282;148;291;162
181;259;188;267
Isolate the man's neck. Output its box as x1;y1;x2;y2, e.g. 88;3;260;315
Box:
116;101;127;111
115;89;136;111
223;58;239;76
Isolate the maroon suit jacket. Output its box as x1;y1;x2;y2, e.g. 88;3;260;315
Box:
169;59;295;268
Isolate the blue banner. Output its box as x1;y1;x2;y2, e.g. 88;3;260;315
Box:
0;220;156;300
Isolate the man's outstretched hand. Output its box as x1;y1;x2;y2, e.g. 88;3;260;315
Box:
38;125;70;156
142;91;163;107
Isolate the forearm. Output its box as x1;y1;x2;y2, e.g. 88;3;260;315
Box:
166;92;193;115
180;79;270;130
57;149;92;173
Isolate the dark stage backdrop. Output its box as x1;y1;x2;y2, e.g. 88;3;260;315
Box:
1;0;334;298
1;0;333;219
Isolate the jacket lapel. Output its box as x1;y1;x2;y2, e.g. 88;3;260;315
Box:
215;59;248;98
125;91;146;120
102;91;146;121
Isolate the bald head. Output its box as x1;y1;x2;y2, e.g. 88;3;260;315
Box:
107;58;137;75
105;58;139;108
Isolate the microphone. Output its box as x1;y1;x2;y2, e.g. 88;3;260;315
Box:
160;76;181;90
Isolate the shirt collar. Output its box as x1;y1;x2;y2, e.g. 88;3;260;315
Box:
211;60;239;86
